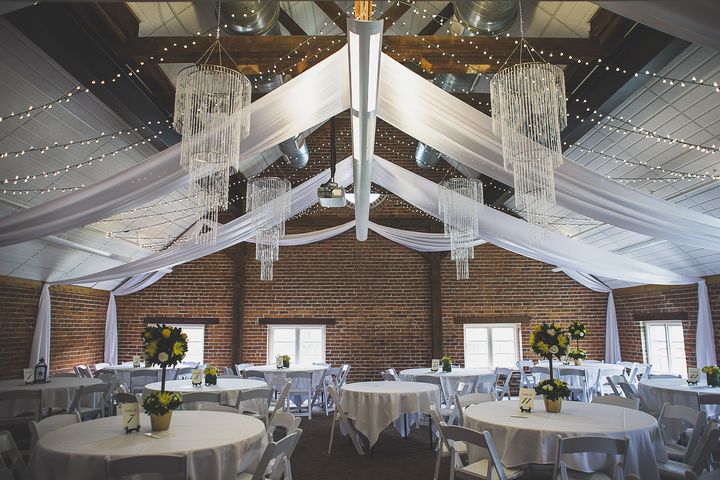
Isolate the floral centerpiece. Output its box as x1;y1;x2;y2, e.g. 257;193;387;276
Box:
204;365;218;386
282;355;291;368
441;355;453;373
703;365;720;387
141;324;188;431
529;322;570;413
567;321;588;365
535;379;571;405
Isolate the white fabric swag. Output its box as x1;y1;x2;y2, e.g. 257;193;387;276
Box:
376;53;720;253
30;284;51;369
0;46;352;248
697;280;718;367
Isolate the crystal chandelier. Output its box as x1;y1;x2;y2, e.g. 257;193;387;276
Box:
438;178;483;280
173;3;251;245
246;177;292;281
490;4;566;240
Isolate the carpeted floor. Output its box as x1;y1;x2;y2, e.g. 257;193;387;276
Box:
289;409;551;480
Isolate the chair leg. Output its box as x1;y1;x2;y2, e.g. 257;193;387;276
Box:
428;417;433;450
433;440;442;480
328;417;336;455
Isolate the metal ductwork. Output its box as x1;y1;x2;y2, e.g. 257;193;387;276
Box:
453;0;519;36
415;142;442;170
218;1;281;35
278;135;310;169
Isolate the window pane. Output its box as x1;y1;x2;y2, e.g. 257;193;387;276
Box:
466;328;488;342
170;324;204;364
645;323;687;376
465;324;520;369
492;328;514;342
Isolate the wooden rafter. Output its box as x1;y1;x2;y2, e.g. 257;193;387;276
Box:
278;8;307;36
314;1;348;33
379;1;412;32
418;2;453;35
354;0;372;20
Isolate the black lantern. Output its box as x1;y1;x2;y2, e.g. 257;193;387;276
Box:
34;358;48;384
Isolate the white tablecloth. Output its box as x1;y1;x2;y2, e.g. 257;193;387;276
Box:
464;400;667;480
101;364;193;385
249;365;327;387
143;378;268;409
0;377;102;417
340;381;441;447
639;378;720;417
538;361;626;391
399;368;494;399
28;411;268;480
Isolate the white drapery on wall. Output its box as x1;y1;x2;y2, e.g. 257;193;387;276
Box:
105;271;167;364
29;284;51;369
696;280;717;367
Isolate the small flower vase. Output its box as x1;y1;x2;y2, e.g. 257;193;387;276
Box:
708;373;720;387
544;397;562;413
205;374;217;386
150;411;173;432
573;358;583;366
283;359;290;368
442;362;452;373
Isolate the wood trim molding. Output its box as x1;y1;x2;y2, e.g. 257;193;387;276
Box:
144;317;219;325
258;318;337;326
454;316;531;325
632;311;689;322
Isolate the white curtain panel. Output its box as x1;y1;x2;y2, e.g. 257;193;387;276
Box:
104;270;167;365
594;1;720;52
604;292;621;364
30;284;51;369
696;280;717;367
371;155;698;286
0;46;351;248
376;53;720;252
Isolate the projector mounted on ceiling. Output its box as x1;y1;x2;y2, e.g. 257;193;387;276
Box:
317;116;346;207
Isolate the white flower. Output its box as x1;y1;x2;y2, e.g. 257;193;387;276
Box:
547;385;554;391
547;329;555;335
158;352;169;362
550;345;559;354
579;332;584;337
543;385;551;390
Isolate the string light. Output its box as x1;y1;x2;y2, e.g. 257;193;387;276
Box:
0;86;87;124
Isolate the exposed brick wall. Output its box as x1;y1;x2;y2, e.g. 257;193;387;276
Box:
614;282;720;369
115;252;235;367
0;277;108;379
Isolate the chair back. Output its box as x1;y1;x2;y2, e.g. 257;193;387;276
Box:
530;366;551;384
617;379;639;399
30;413;81;449
452;392;495;425
68;382;113;414
173;367;192;380
267;411;301;438
443;425;508;480
687;420;720;473
0;431;25;480
96;372;116;382
129;370;159;393
553;435;628;480
592;395;640;410
381;371;397;382
75;365;93;378
249;430;303;480
517;360;536;388
235;388;273;417
223;366;235;376
272;379;293;416
698;393;720;419
181;392;221;410
493;367;513;400
475;373;498;394
114;392;138;406
606;375;625;396
105;454;187;480
235;363;254;376
658;402;707;454
244;369;267;381
414;375;442;387
337;364;351;387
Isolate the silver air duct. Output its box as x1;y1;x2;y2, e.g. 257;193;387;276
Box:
279;135;310;169
454;0;519;36
219;1;281;35
415;142;442;170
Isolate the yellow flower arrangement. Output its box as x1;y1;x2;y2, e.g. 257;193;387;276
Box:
204;366;218;376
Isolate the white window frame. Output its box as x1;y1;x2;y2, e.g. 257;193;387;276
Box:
267;325;326;365
168;323;205;364
643;320;687;376
463;323;521;369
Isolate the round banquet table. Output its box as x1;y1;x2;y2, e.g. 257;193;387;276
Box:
0;377;102;417
28;410;268;480
537;361;626;393
463;400;667;480
340;381;441;447
100;364;193;385
249;364;327;386
399;368;495;399
143;378;268;408
639;377;720;417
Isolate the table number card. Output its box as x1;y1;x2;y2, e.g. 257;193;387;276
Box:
688;367;701;385
519;388;535;413
23;369;34;384
122;402;140;433
431;359;440;372
132;355;141;368
276;356;284;369
191;369;202;387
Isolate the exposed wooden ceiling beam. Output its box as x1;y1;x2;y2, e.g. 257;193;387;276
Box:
278;8;307;36
314;1;348;33
418;2;453;35
379;1;412;33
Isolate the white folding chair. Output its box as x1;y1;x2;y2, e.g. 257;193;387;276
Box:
129;370;158;395
381;372;397;382
233;388;273;425
658;403;707;463
658;420;720;479
337;364;351;388
244;369;267;382
267;411;301;439
68;382;113;420
181;392;221;411
475;374;498;395
493;368;513;401
327;384;364;455
451;392;495;426
310;368;331;415
558;368;590;402
698;393;720;421
105;454;187;480
286;371;314;419
74;365;93;378
530;366;551;384
428;403;464;480
0;431;25;480
29;412;81;450
553;435;628;480
592;395;640;410
443;424;523;479
516;360;535;388
238;430;302;480
270;380;293;418
173;367;193;380
235;363;254;377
